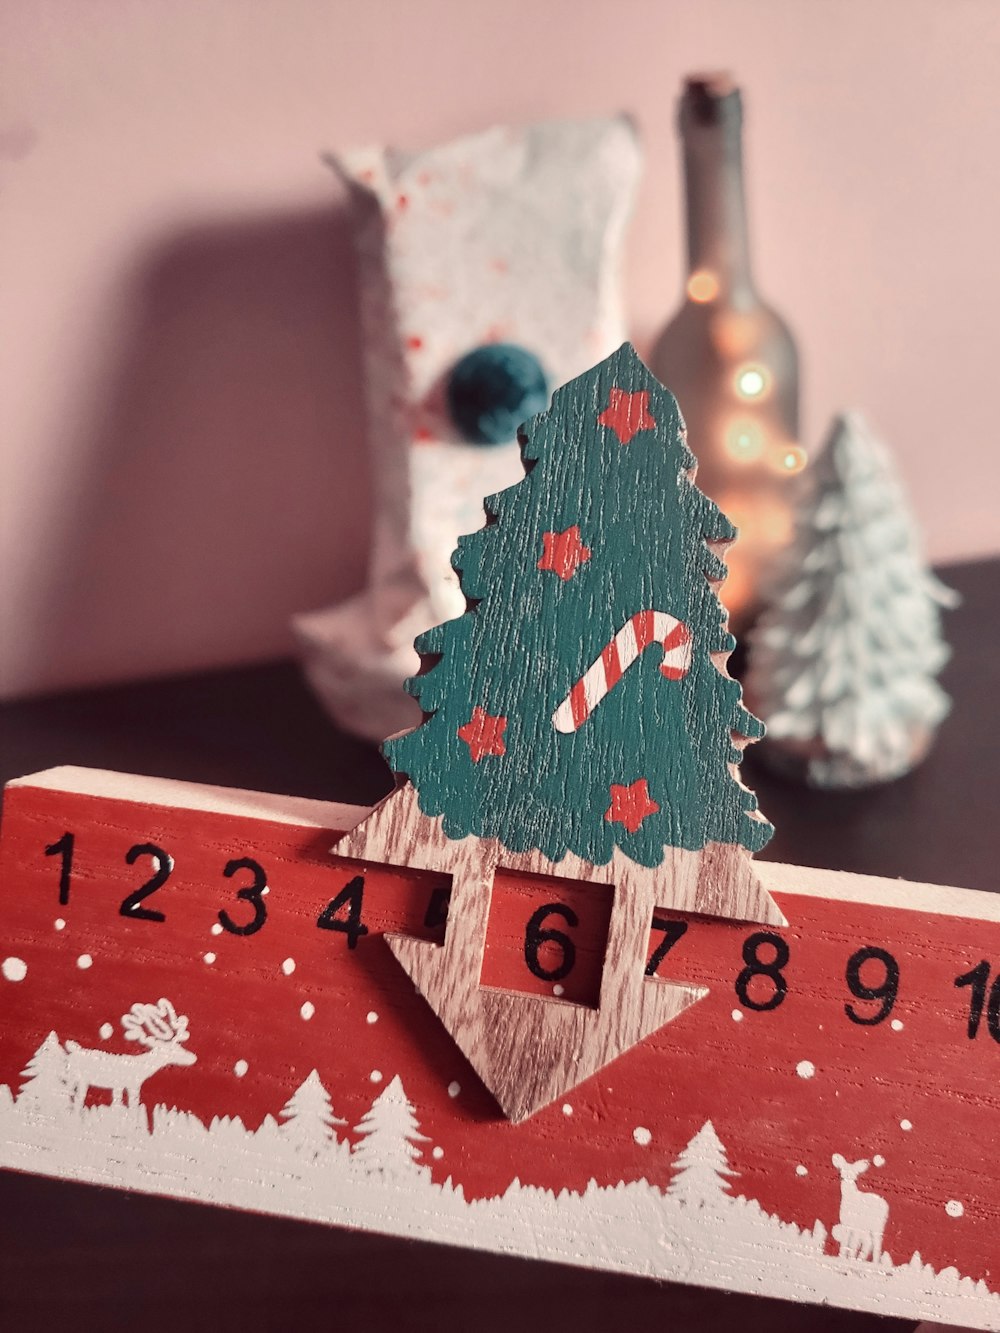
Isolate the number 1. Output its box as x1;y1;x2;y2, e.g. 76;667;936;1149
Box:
44;832;74;906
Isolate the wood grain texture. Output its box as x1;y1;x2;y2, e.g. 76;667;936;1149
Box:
334;781;783;1121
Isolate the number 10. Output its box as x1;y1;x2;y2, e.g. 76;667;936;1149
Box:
954;961;1000;1042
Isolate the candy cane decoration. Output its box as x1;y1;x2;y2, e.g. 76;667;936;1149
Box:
552;610;692;734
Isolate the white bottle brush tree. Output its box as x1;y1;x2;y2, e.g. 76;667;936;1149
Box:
746;412;958;788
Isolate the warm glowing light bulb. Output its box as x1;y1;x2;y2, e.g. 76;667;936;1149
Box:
687;270;719;303
776;445;807;473
726;419;764;462
735;365;768;399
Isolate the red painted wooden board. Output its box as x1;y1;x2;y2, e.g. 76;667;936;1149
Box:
1;768;999;1329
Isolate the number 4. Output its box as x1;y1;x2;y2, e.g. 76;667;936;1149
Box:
317;876;369;949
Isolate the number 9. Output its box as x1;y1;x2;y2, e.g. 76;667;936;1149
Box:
844;947;899;1026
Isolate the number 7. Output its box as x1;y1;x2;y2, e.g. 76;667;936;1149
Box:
645;917;689;977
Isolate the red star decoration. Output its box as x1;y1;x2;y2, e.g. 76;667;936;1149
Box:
537;526;592;581
597;387;657;445
604;779;660;834
457;707;507;763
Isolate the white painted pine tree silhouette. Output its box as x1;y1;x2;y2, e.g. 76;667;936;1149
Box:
18;1031;69;1114
279;1069;345;1161
667;1120;737;1209
351;1075;428;1180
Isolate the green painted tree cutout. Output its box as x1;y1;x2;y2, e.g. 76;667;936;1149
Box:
384;343;771;868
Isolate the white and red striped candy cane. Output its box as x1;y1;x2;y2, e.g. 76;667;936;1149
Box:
552;610;693;734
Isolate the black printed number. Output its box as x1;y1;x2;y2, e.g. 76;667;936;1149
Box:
317;876;369;949
735;932;789;1012
645;917;689;977
44;832;75;905
524;903;577;983
423;886;451;930
218;857;268;936
844;947;899;1026
119;843;172;922
954;961;1000;1042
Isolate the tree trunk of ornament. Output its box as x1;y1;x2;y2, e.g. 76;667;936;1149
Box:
293;117;640;742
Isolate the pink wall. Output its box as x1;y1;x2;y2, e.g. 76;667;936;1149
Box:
2;0;998;699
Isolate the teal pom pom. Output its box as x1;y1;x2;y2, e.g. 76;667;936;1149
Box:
446;343;549;446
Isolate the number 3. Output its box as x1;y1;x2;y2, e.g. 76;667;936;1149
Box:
218;857;268;936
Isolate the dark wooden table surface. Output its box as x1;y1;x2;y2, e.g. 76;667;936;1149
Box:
1;558;993;1333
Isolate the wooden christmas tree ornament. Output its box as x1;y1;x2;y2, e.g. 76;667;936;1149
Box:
335;343;782;1122
1;350;999;1329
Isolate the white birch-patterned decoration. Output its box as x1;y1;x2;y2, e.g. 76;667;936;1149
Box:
293;117;640;741
745;412;958;788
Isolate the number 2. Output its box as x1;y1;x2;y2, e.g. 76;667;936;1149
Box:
119;843;172;922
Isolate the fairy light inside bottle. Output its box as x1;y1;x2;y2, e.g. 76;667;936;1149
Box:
735;365;768;399
776;445;807;473
726;420;764;461
687;270;719;303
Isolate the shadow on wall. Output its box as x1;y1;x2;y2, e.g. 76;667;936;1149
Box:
26;203;371;697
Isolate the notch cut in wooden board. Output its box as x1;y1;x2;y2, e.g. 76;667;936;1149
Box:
3;767;1000;1329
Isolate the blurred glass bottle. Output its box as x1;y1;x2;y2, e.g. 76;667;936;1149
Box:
649;74;801;634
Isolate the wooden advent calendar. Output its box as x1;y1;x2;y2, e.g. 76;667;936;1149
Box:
1;347;997;1329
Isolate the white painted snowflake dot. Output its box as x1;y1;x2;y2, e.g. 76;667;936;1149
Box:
795;1060;815;1079
1;957;27;982
203;952;216;965
234;1060;249;1078
900;1119;913;1131
731;1009;743;1022
366;1011;378;1024
76;954;92;970
370;1070;383;1084
210;922;223;936
796;1165;808;1177
432;1146;444;1160
261;885;270;895
873;1154;885;1167
890;1018;904;1031
281;958;296;976
300;1001;315;1021
54;918;66;931
633;1126;652;1147
447;1081;461;1098
99;1023;113;1040
553;984;565;997
562;1103;573;1116
946;1199;964;1218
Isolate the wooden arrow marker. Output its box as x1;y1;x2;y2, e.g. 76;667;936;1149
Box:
332;783;783;1123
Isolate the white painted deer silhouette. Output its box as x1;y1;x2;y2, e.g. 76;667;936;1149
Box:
831;1153;889;1262
65;998;196;1111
